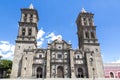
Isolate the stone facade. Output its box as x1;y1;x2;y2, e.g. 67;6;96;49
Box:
104;63;120;78
11;6;104;78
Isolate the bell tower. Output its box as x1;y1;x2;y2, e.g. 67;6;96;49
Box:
11;4;39;78
76;8;104;78
76;8;99;49
18;3;38;43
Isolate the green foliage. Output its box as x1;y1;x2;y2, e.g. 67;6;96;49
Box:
0;59;12;70
0;59;12;78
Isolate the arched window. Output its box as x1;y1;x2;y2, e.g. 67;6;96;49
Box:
85;32;89;38
83;18;87;26
91;32;95;38
76;54;82;59
30;14;33;22
36;67;42;78
77;68;84;78
24;14;27;22
28;28;32;36
110;72;114;78
22;28;25;36
57;54;62;59
57;52;62;59
39;54;42;58
57;66;64;78
90;58;93;66
89;18;93;26
77;55;80;58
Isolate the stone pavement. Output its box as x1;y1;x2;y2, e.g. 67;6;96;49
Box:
0;78;120;80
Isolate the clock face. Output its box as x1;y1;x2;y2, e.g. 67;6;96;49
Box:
56;44;63;49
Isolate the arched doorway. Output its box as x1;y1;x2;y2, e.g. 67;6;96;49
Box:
77;68;84;78
36;67;42;78
118;72;120;78
110;72;114;78
57;66;64;78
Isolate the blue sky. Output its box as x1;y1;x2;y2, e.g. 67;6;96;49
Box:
0;0;120;63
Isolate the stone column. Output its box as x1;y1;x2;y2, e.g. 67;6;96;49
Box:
46;50;51;78
70;50;76;78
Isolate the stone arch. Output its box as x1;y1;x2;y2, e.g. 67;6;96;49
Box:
118;72;120;78
77;68;84;78
57;66;64;78
74;50;83;59
110;72;114;78
36;67;42;78
85;31;89;38
91;32;95;38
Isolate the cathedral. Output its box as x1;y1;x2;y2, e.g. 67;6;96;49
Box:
11;4;104;78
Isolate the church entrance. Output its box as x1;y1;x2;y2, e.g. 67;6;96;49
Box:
77;68;84;78
57;66;64;78
36;67;42;78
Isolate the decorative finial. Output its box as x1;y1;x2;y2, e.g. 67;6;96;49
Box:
81;8;87;13
57;35;62;42
29;3;34;9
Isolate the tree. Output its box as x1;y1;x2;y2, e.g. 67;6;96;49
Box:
0;59;12;78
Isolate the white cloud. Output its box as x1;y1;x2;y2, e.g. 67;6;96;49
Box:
37;29;63;47
37;29;45;47
10;45;15;53
112;59;120;63
0;41;9;44
0;29;63;59
37;28;45;40
0;41;11;53
0;41;15;59
45;32;62;43
68;40;71;44
37;38;44;48
0;52;13;59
